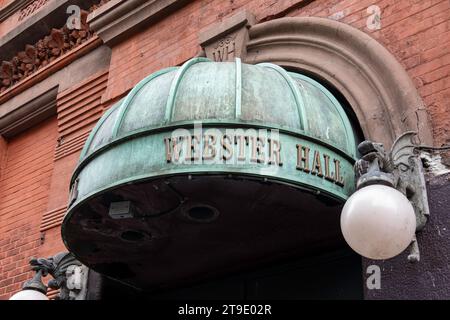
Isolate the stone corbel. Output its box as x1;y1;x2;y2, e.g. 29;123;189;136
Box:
198;10;256;62
64;264;89;300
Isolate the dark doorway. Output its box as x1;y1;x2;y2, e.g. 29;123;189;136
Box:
98;247;363;300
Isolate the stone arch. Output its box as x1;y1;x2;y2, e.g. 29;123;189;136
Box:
244;17;433;149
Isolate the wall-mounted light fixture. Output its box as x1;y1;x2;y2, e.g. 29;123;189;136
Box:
9;252;88;300
9;269;49;300
340;132;430;261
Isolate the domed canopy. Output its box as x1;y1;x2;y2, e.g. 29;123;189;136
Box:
62;58;358;290
81;58;356;160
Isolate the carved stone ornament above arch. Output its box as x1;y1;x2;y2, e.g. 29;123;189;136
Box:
243;17;433;149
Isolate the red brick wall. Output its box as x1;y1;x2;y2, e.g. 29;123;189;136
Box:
0;117;57;300
0;69;109;299
37;70;110;260
0;66;110;299
104;0;450;149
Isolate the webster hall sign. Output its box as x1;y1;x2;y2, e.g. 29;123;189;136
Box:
163;127;350;198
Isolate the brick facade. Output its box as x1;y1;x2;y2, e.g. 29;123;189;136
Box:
0;117;57;299
0;0;449;299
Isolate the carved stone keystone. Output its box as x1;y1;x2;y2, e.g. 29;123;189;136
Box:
199;10;256;62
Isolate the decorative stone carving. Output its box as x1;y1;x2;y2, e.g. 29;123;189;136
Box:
65;265;89;300
0;11;91;93
18;0;51;22
210;35;237;62
27;252;90;300
0;0;111;95
0;0;32;23
89;0;112;12
199;10;256;62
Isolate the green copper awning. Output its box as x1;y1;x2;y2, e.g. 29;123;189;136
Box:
62;58;358;289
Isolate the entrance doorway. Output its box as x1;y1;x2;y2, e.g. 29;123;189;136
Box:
100;247;363;300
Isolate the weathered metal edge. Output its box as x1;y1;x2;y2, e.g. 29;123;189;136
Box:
71;120;358;188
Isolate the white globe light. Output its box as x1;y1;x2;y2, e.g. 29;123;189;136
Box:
9;289;49;300
340;184;416;260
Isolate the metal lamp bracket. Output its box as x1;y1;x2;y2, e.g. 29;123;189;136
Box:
23;252;89;300
354;132;430;263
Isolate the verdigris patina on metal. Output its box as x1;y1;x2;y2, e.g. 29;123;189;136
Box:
62;58;358;290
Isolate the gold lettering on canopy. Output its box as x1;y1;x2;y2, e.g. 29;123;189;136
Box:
323;154;336;182
202;135;216;161
164;132;345;188
296;145;311;173
296;144;345;187
312;150;324;177
268;138;283;166
221;135;233;161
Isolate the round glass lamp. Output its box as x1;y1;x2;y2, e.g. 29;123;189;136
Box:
340;184;416;260
10;289;49;300
9;270;49;300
